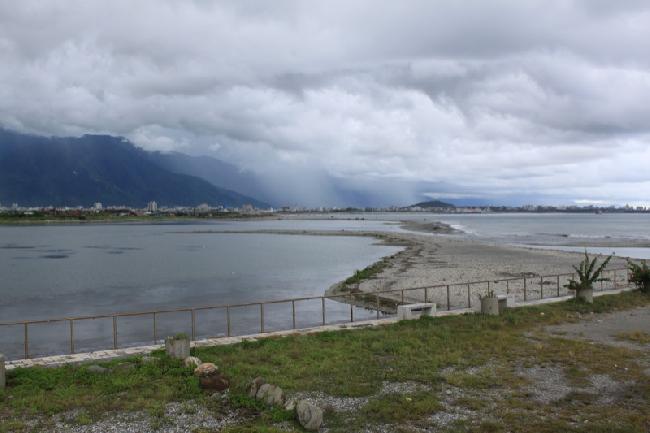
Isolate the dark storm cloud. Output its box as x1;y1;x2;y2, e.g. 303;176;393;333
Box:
1;0;649;206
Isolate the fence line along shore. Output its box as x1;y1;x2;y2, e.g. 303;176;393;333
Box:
0;266;631;363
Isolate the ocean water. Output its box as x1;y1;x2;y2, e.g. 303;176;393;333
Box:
332;212;650;259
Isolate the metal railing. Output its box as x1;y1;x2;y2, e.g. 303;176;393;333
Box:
0;267;631;361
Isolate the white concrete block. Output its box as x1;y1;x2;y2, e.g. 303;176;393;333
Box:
397;303;436;320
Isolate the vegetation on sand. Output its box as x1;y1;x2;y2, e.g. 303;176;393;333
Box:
627;259;650;293
565;251;612;293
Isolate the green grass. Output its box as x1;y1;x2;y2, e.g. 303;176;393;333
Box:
1;290;650;432
616;331;650;345
344;257;392;286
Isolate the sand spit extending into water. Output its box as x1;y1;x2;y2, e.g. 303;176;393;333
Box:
180;219;631;310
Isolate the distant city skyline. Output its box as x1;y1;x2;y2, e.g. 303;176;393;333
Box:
1;1;650;207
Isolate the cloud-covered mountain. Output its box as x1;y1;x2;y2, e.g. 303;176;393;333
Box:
2;1;650;206
0;130;268;208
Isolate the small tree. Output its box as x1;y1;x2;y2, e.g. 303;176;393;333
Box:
565;251;612;303
628;260;650;293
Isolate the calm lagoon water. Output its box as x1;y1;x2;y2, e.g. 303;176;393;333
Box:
0;222;402;359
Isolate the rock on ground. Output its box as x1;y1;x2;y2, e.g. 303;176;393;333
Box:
296;400;323;431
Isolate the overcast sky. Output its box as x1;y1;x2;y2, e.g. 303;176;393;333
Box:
1;1;649;206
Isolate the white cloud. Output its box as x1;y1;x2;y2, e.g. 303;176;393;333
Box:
1;0;649;205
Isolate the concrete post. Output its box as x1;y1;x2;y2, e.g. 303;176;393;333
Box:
165;335;190;360
480;297;499;315
0;353;5;390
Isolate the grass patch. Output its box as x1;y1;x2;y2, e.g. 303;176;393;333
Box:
344;257;391;285
615;331;650;344
1;290;649;432
361;392;441;423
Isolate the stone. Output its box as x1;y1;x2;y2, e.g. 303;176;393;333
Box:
165;335;190;360
87;364;109;374
480;297;499;315
184;356;202;368
397;303;436;320
255;383;285;406
198;373;230;391
194;362;218;376
0;354;5;390
194;363;229;391
296;399;323;431
284;398;297;411
249;376;266;398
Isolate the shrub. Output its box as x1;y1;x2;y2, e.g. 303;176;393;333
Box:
565;251;612;292
627;260;650;293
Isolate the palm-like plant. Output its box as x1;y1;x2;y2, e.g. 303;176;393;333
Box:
628;260;650;293
565;251;612;303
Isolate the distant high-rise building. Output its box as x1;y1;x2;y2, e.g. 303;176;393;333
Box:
147;201;158;212
93;202;103;210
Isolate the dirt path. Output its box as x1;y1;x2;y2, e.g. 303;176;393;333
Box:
545;305;650;351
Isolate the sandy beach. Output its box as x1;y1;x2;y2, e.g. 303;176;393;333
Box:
185;219;632;311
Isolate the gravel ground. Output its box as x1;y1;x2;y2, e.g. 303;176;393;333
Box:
292;381;432;413
545;305;650;350
47;398;243;433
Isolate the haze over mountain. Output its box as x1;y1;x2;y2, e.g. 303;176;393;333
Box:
1;2;650;207
0;130;267;208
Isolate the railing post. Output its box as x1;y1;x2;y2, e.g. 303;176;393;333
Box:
523;278;527;301
292;300;296;329
424;287;429;303
349;294;354;322
506;280;509;294
401;289;404;305
260;304;264;333
467;284;471;308
153;312;157;344
557;275;560;297
191;310;196;341
69;319;74;354
446;285;451;311
376;293;380;319
24;322;29;359
226;306;231;337
112;316;117;350
540;276;544;299
321;297;326;325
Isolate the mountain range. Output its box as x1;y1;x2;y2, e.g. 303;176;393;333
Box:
0;129;268;208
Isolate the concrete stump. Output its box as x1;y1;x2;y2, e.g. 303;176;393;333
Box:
165;335;190;360
480;297;499;315
576;287;593;304
497;296;508;314
0;354;5;390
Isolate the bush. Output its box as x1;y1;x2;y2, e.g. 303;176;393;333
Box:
565;251;612;292
628;260;650;293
